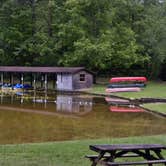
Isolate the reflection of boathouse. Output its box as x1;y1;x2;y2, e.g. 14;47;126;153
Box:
0;66;94;91
56;95;93;113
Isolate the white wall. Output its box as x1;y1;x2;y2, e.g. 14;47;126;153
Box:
57;73;73;90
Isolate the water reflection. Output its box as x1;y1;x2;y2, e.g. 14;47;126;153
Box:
56;95;92;113
0;91;93;114
0;91;166;144
109;105;144;113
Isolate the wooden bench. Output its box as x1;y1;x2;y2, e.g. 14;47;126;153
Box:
102;159;166;165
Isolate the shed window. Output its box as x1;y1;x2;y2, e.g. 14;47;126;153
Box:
80;74;85;81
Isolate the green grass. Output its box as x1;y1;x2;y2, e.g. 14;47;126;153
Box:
87;81;166;99
143;103;166;114
0;135;166;166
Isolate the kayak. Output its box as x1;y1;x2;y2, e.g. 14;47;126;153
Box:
105;87;141;93
107;83;146;88
110;77;147;83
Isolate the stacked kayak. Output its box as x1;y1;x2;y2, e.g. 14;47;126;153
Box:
106;77;147;93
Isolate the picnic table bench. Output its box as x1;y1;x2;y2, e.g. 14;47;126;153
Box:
86;144;166;166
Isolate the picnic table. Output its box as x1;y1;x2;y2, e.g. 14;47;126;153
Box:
86;144;166;166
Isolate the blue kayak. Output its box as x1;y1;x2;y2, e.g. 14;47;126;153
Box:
107;83;146;88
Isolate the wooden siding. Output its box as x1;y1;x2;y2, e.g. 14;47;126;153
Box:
73;71;93;89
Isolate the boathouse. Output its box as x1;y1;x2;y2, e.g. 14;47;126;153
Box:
0;66;94;91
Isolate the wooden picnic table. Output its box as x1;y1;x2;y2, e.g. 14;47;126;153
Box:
86;144;166;166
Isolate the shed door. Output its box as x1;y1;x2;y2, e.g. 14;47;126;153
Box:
57;74;73;90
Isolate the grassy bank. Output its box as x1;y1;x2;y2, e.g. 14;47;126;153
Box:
0;135;166;166
143;103;166;115
87;81;166;99
88;81;166;115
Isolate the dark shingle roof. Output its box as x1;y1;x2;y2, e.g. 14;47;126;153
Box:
0;66;86;74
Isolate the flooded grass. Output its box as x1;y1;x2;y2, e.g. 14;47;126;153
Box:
0;91;166;144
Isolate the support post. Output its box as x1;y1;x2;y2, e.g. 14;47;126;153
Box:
33;74;36;90
21;73;24;87
53;74;56;90
30;73;33;87
1;73;3;84
44;73;47;91
11;74;14;90
41;75;44;88
10;74;12;85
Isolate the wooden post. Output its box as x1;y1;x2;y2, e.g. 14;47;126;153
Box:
10;74;12;85
53;74;56;89
21;73;24;87
11;74;14;90
1;73;3;86
30;73;33;87
19;73;22;84
33;74;36;90
44;73;47;91
41;75;44;88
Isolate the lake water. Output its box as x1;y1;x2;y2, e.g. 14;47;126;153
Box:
0;90;166;144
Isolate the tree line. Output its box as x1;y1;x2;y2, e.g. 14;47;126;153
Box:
0;0;165;80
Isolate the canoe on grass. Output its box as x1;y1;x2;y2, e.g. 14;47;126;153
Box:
107;83;146;88
105;87;141;93
110;77;147;83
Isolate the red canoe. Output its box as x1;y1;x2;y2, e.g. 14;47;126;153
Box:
110;77;147;83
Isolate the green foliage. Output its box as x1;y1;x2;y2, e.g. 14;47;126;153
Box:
0;0;165;78
159;58;166;80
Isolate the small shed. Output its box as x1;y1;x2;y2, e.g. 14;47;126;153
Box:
0;66;94;91
56;68;94;90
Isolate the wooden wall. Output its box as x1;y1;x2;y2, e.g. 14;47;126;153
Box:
57;71;93;90
73;71;93;89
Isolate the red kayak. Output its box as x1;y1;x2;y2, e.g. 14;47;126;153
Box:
110;77;147;83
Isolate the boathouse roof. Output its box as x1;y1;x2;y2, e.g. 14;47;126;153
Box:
0;66;89;74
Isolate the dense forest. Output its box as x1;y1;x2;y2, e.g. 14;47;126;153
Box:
0;0;165;80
